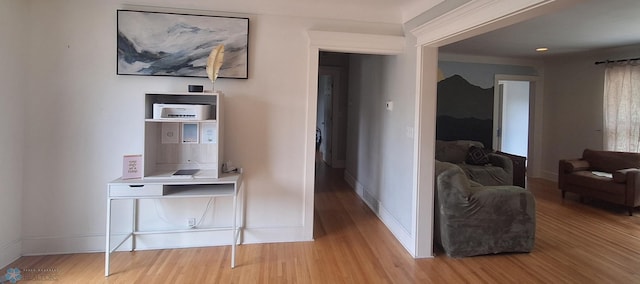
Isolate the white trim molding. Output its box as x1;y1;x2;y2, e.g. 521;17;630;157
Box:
411;0;573;47
412;46;438;258
307;31;405;55
0;238;21;269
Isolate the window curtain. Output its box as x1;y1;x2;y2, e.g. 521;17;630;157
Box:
603;62;640;152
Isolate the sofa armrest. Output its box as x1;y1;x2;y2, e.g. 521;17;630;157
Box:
438;185;535;223
558;159;587;189
487;153;513;175
613;168;640;183
470;186;535;215
612;168;640;209
437;185;536;257
559;159;590;173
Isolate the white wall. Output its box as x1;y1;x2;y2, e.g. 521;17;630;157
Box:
0;0;27;268
540;45;640;180
345;35;417;247
17;0;404;255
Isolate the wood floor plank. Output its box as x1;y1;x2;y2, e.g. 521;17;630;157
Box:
3;163;640;283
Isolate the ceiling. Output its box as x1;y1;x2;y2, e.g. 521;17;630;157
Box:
439;0;640;59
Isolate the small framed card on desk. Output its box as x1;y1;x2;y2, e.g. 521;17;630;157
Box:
122;154;143;179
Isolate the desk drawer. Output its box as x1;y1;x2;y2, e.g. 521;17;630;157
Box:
109;184;164;197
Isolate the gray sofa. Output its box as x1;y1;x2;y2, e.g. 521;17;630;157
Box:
435;140;514;186
434;161;536;257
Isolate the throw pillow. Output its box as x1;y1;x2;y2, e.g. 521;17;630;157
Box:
466;146;490;165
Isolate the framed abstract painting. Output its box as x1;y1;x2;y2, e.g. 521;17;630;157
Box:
117;10;249;79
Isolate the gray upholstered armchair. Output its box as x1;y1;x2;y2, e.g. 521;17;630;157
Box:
434;160;536;257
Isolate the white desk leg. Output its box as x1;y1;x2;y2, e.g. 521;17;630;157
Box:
131;199;137;251
240;184;245;244
232;186;237;268
105;198;112;277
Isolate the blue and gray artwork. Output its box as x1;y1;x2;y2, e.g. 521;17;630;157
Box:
117;10;248;78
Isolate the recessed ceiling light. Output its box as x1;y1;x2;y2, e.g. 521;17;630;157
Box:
536;47;549;52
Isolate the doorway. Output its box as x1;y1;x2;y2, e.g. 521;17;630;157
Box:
494;79;531;159
317;70;334;164
316;53;348;168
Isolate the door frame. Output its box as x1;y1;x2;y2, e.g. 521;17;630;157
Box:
493;74;543;177
304;31;406;243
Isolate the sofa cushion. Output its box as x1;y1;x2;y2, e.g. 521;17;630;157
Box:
466;146;490;165
435;140;469;164
463;164;511;186
583;149;640;173
455;140;484;148
565;171;626;195
435;140;487;164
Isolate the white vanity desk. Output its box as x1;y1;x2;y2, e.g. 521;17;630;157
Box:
105;173;243;276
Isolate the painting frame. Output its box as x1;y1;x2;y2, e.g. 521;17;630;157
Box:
117;10;249;79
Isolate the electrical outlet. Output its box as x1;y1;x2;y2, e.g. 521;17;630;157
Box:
188;218;196;228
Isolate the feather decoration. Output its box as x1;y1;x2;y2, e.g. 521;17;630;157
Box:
206;44;225;85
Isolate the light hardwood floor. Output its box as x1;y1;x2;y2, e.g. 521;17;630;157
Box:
3;162;640;283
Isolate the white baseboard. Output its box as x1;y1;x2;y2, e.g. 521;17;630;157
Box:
0;239;21;269
242;226;313;244
377;204;414;253
343;170;414;255
344;170;364;197
541;170;558;182
332;160;346;168
20;226;311;255
22;234;106;255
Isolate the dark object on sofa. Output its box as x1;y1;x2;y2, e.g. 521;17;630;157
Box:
434;161;536;257
435;140;513;186
496;151;527;188
558;149;640;216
